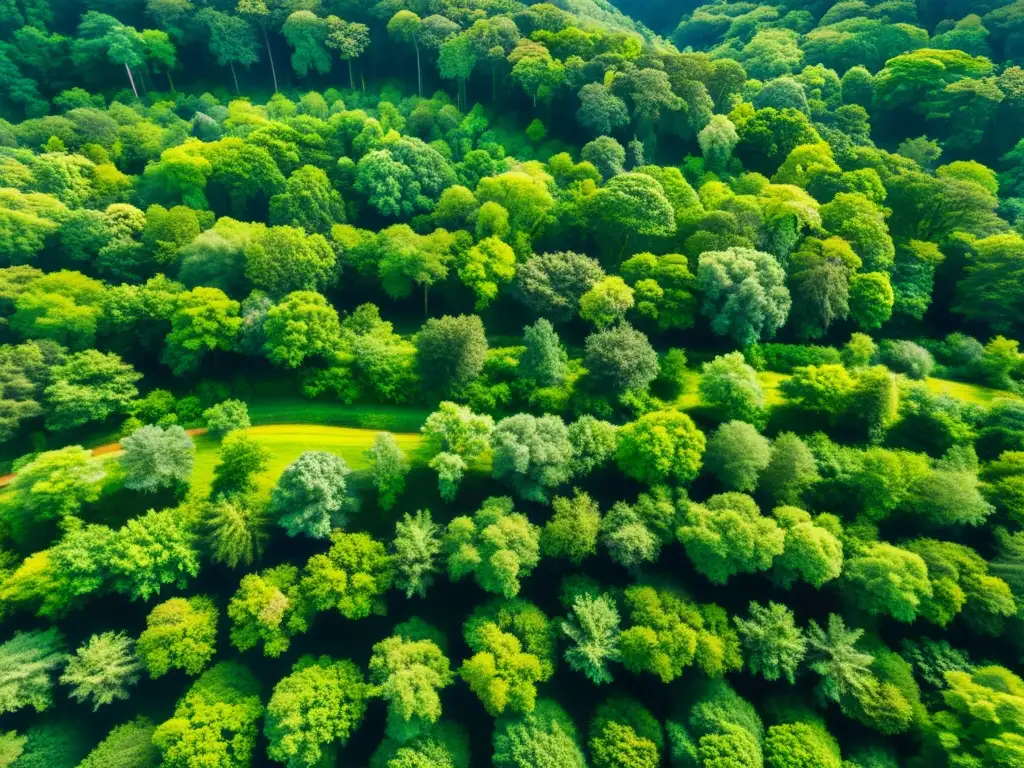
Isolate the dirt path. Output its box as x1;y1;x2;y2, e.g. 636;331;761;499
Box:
0;428;208;487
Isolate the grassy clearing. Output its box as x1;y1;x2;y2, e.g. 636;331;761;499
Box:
923;377;1020;406
675;370;788;411
190;424;428;495
247;398;431;432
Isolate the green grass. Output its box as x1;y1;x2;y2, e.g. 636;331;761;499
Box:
190;424;429;495
247;398;431;432
674;370;788;411
923;377;1020;406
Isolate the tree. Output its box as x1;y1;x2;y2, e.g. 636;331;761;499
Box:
588;697;664;768
772;507;843;589
431;452;468;502
677;493;785;585
620;252;697;331
268;451;353;539
843;542;932;623
0;629;66;715
264;656;369;767
579;276;635;328
588;172;676;253
153;662;263;768
376;225;455;312
3;446;105;544
458;236;516;310
492;699;587;768
577;83;630;136
764;721;842;768
245;226;336;298
212;431;271;496
584;324;660;395
203;399;250;436
934;666;1024;768
422;401;494;461
461;622;544;717
491;414;573;503
369;632;454;742
163;287;241;376
138;596;218;678
954;234;1024;334
392;510;442;599
228;565;310;657
197;9;259;93
78;717;159;768
264;291;341;369
568;416;618;477
699;115;740;172
366;432;410;510
561;593;621;685
696;247;791;346
734;602;806;685
805;614;874;705
616;411;706;485
300;531;393;620
705;421;771;492
270;165;344;234
443;497;540;598
120;424;195;493
415;315;488;397
581;136;626;181
282;10;331;78
60;632;141;710
699;352;765;424
388;11;425;96
762;433;819;506
370;721;470;768
542;490;601;565
325;16;370;91
512;251;604;322
107;508;200;601
204;494;268;569
520;319;567;386
44;349;140;430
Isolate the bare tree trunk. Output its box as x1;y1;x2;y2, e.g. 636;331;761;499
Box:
348;59;355;91
414;40;422;96
264;28;278;93
138;65;150;98
361;66;366;92
230;61;240;94
166;71;176;93
124;63;139;100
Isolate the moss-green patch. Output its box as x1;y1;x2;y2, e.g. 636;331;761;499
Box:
247;398;431;432
673;370;788;411
190;424;428;495
922;377;1020;406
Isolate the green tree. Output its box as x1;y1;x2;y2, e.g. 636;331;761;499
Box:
805;614;874;705
491;414;573;503
264;655;369;767
677;493;785;585
492;699;587;768
203;399;250;436
211;431;271;496
268;451;353;539
415;315;488;397
282;10;331;78
325;16;370;91
443;497;540;598
153;662;263;768
458;236;516;310
519;318;567;386
843;542;932;623
764;720;841;768
228;565;310;657
542;490;601;566
620;252;697;332
762;433;819;506
197;9;259;93
579;276;635;329
77;717;159;768
699;352;765;424
955;234;1024;335
369;631;454;742
934;666;1024;768
616;410;706;485
44;350;140;430
107;508;200;601
2;446;104;544
263;290;341;368
568;416;618;477
163;287;241;375
734;602;806;685
584;324;660;396
0;629;66;715
138;595;218;678
388;11;425;96
577;83;630;137
512;251;604;322
772;507;844;589
370;721;470;768
269;165;344;234
589;696;664;768
696;247;791;346
705;421;771;492
60;632;141;710
300;531;393;620
561;593;621;685
245;226;336;298
366;432;410;510
120;424;195;493
392;510;442;599
461;622;544;716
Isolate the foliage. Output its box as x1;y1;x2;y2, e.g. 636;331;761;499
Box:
268;450;353;539
120;424;195;493
0;629;66;715
138;595;218;678
60;632;140;710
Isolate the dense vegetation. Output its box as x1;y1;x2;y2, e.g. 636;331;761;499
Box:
3;0;1024;766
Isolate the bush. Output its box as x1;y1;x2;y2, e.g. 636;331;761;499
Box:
203;399;251;436
748;343;842;374
880;340;934;380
